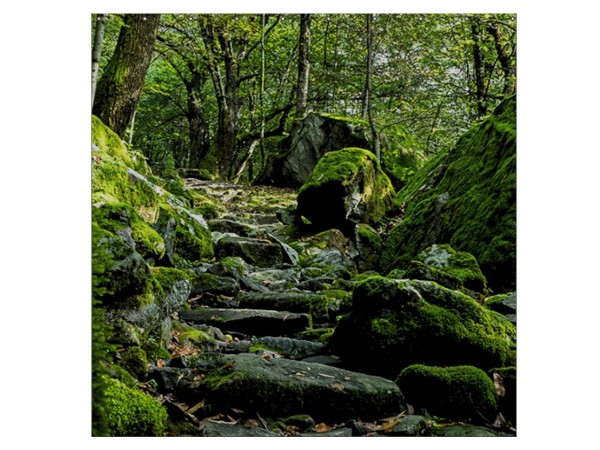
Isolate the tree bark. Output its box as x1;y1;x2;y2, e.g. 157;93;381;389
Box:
365;14;381;162
185;69;211;169
91;14;108;109
295;14;311;119
93;14;160;137
487;22;516;95
470;17;487;118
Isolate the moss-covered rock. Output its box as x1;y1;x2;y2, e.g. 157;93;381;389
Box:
297;148;395;234
484;292;516;325
119;346;149;381
403;244;488;298
256;112;371;188
329;276;516;377
353;223;383;272
103;377;168;436
396;364;498;423
380;96;516;292
214;235;283;268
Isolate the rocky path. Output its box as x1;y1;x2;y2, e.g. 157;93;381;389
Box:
143;179;513;437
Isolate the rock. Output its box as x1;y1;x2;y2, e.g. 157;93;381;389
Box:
489;366;516;426
215;235;283;267
384;415;433;436
402;244;488;298
244;268;300;291
256;112;371;188
206;256;247;281
252;336;326;360
199;421;281;437
300;427;354;437
396;364;498;424
178;308;310;337
207;218;258;236
237;291;334;322
197;353;404;422
296;148;395;234
430;424;505;437
329;276;516;377
381;96;516;292
189;272;240;297
485;292;516;325
353;223;383;272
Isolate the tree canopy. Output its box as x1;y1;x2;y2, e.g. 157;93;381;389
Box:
92;13;516;182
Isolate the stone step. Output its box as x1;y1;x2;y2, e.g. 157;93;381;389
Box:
150;353;404;423
236;291;337;323
178;308;310;337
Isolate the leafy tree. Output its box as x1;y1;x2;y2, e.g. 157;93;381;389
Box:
93;14;161;137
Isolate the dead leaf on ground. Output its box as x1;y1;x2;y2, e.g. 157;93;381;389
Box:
493;372;506;397
315;423;331;433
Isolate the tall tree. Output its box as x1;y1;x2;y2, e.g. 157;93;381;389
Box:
295;14;311;118
91;14;108;109
364;14;381;162
470;16;487;118
93;14;161;137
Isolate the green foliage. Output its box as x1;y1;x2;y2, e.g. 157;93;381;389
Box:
103;377;168;436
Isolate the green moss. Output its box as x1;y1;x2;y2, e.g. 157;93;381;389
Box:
330;277;516;376
93;202;166;260
396;364;498;423
92;115;149;175
297;148;395;230
103;377;168;436
381;96;516;292
119;346;149;381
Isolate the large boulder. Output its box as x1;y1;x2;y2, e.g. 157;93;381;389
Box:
296;148;395;234
396;364;498;424
92;116;213;346
380;96;516;292
255;113;370;188
329;276;516;378
151;353;404;422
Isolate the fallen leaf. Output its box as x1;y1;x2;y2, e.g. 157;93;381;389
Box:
244;419;259;428
315;423;331;433
493;372;506;397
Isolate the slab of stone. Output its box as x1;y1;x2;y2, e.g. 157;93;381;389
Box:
199;421;281;437
200;353;404;422
215;235;283;267
254;336;326;360
178;308;310;337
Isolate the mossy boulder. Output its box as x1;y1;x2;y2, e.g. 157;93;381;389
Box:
256;112;371;188
353;223;383;272
297;148;395;234
484;292;516;325
329;276;516;377
214;235;283;268
92;115;213;268
103;377;168;436
380;96;516;292
195;353;405;422
403;244;488;298
396;364;498;424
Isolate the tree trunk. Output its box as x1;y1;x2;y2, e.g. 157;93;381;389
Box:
487;23;516;95
470;17;487;118
365;14;381;162
185;70;211;169
93;14;160;137
91;14;108;109
295;14;311;119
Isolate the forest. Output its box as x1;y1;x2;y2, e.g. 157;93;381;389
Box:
92;13;515;181
92;13;517;437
